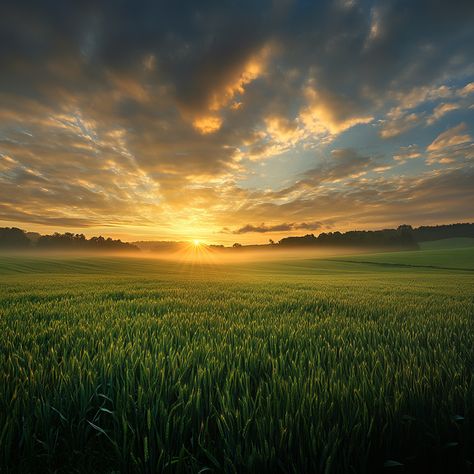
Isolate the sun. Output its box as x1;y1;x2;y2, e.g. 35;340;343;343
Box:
193;239;201;247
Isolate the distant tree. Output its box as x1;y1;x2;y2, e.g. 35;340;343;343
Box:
279;229;418;250
412;223;474;241
0;227;31;249
232;243;242;248
279;234;317;246
25;232;41;243
269;239;275;245
37;232;139;252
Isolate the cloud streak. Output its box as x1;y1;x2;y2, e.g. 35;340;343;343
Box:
232;221;323;234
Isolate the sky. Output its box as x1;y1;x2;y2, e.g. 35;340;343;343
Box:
0;0;473;244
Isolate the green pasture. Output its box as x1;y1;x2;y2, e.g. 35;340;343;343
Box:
0;248;473;473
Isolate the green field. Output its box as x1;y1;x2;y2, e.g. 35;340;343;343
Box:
332;245;474;271
419;238;474;251
1;249;473;473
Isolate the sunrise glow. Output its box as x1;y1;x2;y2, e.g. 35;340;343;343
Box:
0;1;472;244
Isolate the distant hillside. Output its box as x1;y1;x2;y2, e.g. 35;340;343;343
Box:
419;237;474;250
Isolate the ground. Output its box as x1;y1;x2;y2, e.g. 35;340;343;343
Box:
1;243;473;473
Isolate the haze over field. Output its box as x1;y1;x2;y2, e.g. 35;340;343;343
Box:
1;223;473;264
1;0;473;244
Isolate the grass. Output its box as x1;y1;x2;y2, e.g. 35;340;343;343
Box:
331;246;474;270
0;250;473;473
418;238;474;250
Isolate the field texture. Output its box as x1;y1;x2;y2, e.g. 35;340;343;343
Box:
0;249;473;473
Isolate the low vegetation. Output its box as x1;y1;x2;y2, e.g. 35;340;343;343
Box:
1;250;473;473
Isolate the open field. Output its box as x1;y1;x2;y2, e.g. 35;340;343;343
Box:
331;245;474;271
418;238;474;251
1;249;473;473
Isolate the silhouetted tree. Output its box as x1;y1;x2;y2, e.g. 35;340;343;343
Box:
0;228;31;249
36;232;138;251
412;223;474;241
279;229;418;249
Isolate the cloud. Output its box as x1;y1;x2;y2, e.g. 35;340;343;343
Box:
300;86;374;135
0;0;473;239
182;43;274;133
216;166;474;239
427;123;472;152
192;115;223;134
380;112;422;138
301;148;375;184
458;82;474;97
232;223;292;234
391;85;453;111
232;221;322;234
393;145;422;163
380;80;473;137
426;102;460;125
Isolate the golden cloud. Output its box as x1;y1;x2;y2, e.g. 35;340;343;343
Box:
427;123;472;152
301;87;373;135
187;44;274;135
192;114;223;134
208;46;271;112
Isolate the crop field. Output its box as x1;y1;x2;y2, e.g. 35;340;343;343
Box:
1;249;473;473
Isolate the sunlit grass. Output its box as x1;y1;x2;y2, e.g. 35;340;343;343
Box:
0;254;473;473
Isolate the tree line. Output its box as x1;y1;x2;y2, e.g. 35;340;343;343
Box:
1;223;473;252
276;223;474;249
0;228;138;252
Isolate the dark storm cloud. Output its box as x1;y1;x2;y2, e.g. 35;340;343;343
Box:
2;0;473;117
0;0;273;108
